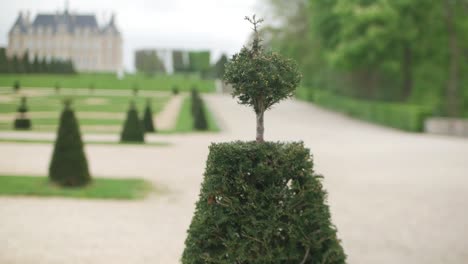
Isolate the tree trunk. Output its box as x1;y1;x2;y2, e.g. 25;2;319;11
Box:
402;43;413;100
444;0;461;117
256;111;264;142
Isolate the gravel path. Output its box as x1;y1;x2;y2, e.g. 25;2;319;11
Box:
155;94;185;130
1;94;468;264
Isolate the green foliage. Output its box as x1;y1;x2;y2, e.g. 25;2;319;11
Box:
224;16;301;114
142;99;156;132
13;80;20;93
314;90;432;131
0;175;152;200
14;96;31;130
183;141;346;264
189;51;211;72
17;96;28;113
172;85;180;95
49;100;91;187
0;73;216;93
265;0;468;116
172;95;219;133
191;88;208;130
135;50;166;76
213;54;228;79
120;101;145;142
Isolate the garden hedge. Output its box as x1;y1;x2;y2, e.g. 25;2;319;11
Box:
182;141;346;264
313;90;432;132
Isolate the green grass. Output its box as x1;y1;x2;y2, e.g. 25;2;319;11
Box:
171;95;219;133
0;175;153;200
0;138;170;146
0;93;169;113
0;73;215;93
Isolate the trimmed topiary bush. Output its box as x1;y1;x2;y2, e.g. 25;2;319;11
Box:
13;80;20;93
172;85;180;95
183;15;345;263
49;100;91;187
14;96;32;130
142;98;156;132
120;101;145;142
182;141;346;263
54;82;61;94
191;88;208;130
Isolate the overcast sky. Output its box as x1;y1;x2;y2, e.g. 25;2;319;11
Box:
0;0;263;71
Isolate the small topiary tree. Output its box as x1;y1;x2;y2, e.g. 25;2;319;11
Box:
54;82;61;94
120;101;145;142
132;83;139;96
182;16;346;263
224;16;301;142
142;98;156;132
13;80;20;93
172;85;180;95
49;99;91;187
14;96;32;130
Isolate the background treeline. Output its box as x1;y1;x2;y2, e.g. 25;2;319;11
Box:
0;48;76;74
262;0;468;118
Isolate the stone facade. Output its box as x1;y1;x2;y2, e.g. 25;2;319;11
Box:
7;10;122;73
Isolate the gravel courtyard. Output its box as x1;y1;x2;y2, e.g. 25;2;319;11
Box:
1;94;467;264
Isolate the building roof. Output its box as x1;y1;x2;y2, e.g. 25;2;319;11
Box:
10;10;119;35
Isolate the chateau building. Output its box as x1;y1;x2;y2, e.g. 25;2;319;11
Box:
7;10;122;73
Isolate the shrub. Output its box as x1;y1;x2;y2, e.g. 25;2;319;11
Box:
314;90;432;132
183;142;346;263
191;88;208;130
49;100;91;187
120;101;145;142
224;16;301;142
183;16;345;264
14;97;32;130
13;80;20;93
172;86;180;95
142;98;156;132
54;82;60;94
132;83;139;96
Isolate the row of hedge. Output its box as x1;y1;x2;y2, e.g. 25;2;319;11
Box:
301;89;432;132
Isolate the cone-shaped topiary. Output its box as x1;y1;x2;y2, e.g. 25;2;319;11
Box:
182;142;346;263
183;15;345;263
14;96;32;130
13;80;20;93
49;100;91;187
120;101;145;142
191;88;208;130
142;98;156;132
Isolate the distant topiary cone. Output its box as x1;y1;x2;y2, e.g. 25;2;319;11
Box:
49;100;91;187
182;142;346;263
191;88;208;130
14;96;32;130
13;80;20;93
120;101;145;142
142;98;156;132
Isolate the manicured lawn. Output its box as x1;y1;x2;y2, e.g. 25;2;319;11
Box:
0;175;153;200
0;138;170;146
0;93;169;113
0;73;215;93
0;92;170;132
171;95;219;133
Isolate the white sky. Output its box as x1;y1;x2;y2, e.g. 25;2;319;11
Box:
0;0;263;72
